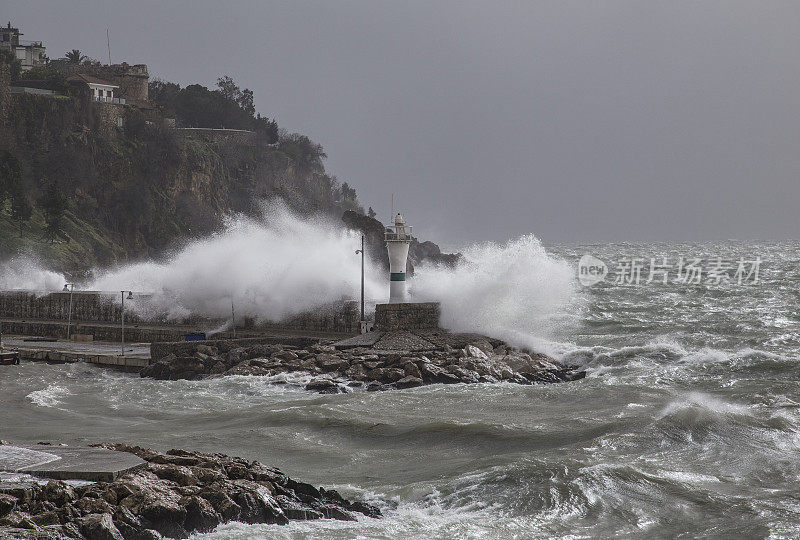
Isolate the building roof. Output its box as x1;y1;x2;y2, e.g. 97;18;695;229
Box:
66;73;119;88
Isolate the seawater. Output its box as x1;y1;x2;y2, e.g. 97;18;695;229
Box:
1;229;799;537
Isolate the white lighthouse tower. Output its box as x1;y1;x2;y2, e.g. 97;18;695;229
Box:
385;213;413;303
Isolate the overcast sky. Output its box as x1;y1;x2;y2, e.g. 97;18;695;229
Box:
8;1;800;245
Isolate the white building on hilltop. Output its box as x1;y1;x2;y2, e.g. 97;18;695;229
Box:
0;22;46;72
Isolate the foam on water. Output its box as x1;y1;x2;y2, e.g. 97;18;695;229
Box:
88;202;388;322
0;203;580;347
0;257;65;292
412;234;580;347
26;384;73;409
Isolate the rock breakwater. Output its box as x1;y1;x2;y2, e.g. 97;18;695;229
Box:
0;443;380;539
141;330;585;392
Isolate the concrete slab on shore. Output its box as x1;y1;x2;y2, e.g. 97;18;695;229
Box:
0;445;146;482
4;338;151;368
332;331;384;349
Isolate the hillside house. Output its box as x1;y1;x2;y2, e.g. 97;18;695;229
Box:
66;73;125;104
0;22;46;72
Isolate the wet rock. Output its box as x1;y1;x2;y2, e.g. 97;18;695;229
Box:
0;494;16;517
402;362;422;379
183;495;220;533
209;361;227;374
419;363;460;384
149;464;198;487
32;510;60;526
463;345;488;359
198;490;241;521
195;344;218;357
316;354;350;372
395;376;424;389
140;331;583;393
272;350;299;361
79;512;124;540
140;498;187;538
305;378;340;394
0;510;36;529
76;496;116;516
345;364;367;380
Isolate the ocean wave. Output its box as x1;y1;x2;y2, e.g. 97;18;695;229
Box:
26;384;72;409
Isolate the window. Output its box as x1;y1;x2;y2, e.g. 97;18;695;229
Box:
117;116;123;128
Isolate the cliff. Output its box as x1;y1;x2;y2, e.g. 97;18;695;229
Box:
0;74;362;276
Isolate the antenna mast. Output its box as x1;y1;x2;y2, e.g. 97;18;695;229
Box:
106;28;111;65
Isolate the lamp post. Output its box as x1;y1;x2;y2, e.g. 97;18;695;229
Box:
355;235;365;327
231;297;236;339
120;290;133;356
63;283;75;341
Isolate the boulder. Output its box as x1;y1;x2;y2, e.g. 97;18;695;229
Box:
395;376;424;389
0;510;36;529
316;354;350;372
463;345;488;360
419;363;460;384
183;495;221;533
271;350;299;361
402;362;422;379
305;378;340;394
140;498;187;538
0;493;16;517
79;513;124;540
149;463;198;487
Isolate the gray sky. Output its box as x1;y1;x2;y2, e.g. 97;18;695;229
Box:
8;1;800;245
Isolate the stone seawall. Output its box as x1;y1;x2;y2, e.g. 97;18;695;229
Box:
374;302;441;331
149;336;320;362
0;292;360;339
0;320;196;343
0;291;130;324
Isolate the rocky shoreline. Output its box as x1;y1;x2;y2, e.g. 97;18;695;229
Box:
141;331;585;392
0;444;380;539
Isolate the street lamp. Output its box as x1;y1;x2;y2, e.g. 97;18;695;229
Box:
355;235;365;328
63;283;75;340
120;290;133;356
231;297;236;339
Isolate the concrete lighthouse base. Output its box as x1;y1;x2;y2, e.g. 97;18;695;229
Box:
375;302;441;331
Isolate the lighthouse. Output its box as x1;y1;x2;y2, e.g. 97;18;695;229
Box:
385;213;413;303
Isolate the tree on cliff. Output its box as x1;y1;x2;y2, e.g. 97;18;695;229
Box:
278;132;327;172
64;49;86;64
148;78;180;117
10;191;32;238
0;49;21;81
0;151;32;237
38;181;68;242
368;207;376;218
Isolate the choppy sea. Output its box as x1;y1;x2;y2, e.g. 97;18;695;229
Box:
2;240;799;538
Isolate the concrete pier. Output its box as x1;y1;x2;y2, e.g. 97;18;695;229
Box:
4;338;151;369
0;444;146;482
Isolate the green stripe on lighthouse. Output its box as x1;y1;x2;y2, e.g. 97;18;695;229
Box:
390;272;406;281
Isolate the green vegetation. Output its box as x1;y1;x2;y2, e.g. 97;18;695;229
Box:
150;76;279;142
64;49;85;64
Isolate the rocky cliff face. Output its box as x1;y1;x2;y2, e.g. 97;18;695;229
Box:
0;92;361;275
